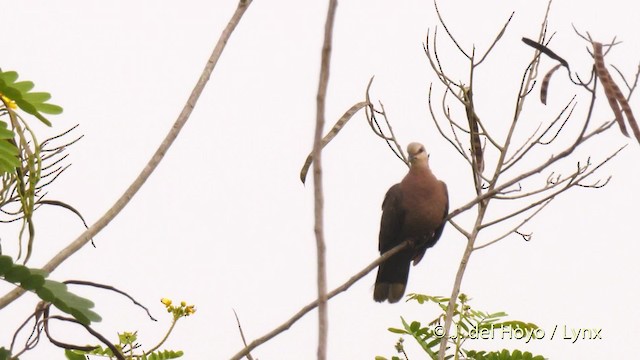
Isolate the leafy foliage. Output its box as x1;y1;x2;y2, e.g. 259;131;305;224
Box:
378;293;545;360
0;348;12;360
0;254;100;325
0;69;62;126
66;347;184;360
62;299;195;359
0;69;71;263
465;349;545;360
0;68;193;360
0;120;19;174
142;350;185;360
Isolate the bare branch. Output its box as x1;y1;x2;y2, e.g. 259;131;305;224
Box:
365;79;407;164
428;86;467;158
502;96;577;172
312;0;338;358
230;241;410;360
233;310;255;360
473;199;552;251
63;280;157;321
475;12;515;66
45;314;124;360
433;0;470;59
448;219;470;239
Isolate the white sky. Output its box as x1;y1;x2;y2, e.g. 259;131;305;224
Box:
1;0;639;359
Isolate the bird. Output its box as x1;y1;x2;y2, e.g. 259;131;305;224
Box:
373;142;449;303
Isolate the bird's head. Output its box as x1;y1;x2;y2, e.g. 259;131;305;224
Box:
407;142;429;166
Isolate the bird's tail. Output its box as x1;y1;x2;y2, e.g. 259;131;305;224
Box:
373;254;411;303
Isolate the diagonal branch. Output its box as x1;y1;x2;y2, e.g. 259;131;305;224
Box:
433;0;470;59
229;241;410;360
473;199;552;251
0;0;254;310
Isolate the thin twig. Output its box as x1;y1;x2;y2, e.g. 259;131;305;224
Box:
433;0;470;59
63;280;157;321
45;313;124;360
473;199;553;250
475;12;515;66
233;310;254;360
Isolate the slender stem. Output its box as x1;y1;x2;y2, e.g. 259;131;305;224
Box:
313;1;338;359
437;202;487;358
146;317;178;354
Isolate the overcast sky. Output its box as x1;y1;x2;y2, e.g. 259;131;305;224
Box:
1;1;639;359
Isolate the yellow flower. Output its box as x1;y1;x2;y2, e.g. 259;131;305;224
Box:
185;305;196;316
0;93;16;109
161;298;172;307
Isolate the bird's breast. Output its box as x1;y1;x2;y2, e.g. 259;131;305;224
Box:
399;175;447;236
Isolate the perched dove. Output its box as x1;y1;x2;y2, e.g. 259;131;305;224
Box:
374;142;449;303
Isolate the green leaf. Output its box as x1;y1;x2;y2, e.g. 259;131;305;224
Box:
145;350;184;359
409;321;421;333
21;91;50;103
457;320;470;333
12;81;35;93
0;126;15;139
35;280;102;324
0;157;18;173
0;69;61;126
500;349;510;360
0;139;19;154
64;349;87;360
387;327;408;335
35;102;63;114
486;311;508;319
85;345;114;357
0;255;14;275
0;156;20;172
35;283;55;302
426;336;441;349
13;98;37;113
4;264;30;283
0;260;99;324
119;332;138;343
20;271;46;290
32;112;53;126
0;71;19;83
0;347;11;360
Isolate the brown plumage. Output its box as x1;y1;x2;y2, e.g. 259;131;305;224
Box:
374;142;449;303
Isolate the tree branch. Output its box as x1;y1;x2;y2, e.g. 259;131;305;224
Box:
229;241;409;360
313;0;338;359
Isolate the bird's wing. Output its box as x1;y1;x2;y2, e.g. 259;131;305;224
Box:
432;181;449;242
412;181;449;265
378;183;404;253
